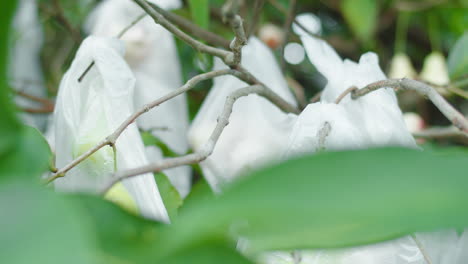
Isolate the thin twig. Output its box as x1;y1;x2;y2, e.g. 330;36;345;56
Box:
133;0;234;64
348;78;468;133
51;0;82;43
310;91;322;103
100;84;290;193
268;0;322;39
48;69;239;182
20;107;54;114
247;0;265;38
15;90;54;107
334;86;357;104
117;13;147;38
146;1;230;49
411;234;433;264
222;0;248;65
78;12;147;82
47;67;299;183
413;127;468;140
280;0;297;71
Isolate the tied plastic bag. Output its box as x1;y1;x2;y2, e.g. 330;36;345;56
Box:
188;37;298;192
53;36;169;222
9;0;47;130
285;14;416;158
85;0;191;197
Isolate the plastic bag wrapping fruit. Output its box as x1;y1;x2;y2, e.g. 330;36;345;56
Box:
53;36;169;222
9;0;47;130
188;37;298;192
85;0;191;197
284;17;416;159
258;230;460;264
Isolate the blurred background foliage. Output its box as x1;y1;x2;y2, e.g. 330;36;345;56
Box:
1;0;468;263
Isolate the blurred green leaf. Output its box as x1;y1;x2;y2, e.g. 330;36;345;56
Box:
0;182;97;264
140;132;184;220
0;0;21;156
160;242;253;264
189;0;210;29
160;148;468;255
0;126;52;182
341;0;377;43
447;32;468;80
141;130;180;157
155;172;183;221
72;194;164;263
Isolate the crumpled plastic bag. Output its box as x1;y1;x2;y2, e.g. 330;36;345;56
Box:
284;15;416;158
53;36;169;222
9;0;47;130
85;0;191;197
188;37;298;192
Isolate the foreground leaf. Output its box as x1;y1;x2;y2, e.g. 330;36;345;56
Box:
0;182;97;264
0;126;52;182
0;0;21;156
160;148;468;255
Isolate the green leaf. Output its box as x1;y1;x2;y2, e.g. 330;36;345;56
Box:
189;0;210;29
141;130;180;157
0;0;21;156
341;0;377;43
0;182;97;264
72;194;164;263
0;125;52;182
159;148;468;255
155;172;183;221
160;242;254;264
448;32;468;80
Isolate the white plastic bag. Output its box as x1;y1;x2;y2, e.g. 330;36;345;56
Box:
53;36;169;222
188;37;298;192
9;0;47;130
259;231;460;264
85;0;191;197
284;15;416;158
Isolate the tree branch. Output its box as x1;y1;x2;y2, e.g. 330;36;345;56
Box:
133;0;234;64
348;78;468;133
100;84;290;193
222;0;248;65
146;1;230;49
280;0;297;71
47;67;299;183
47;69;240;183
413;127;468;140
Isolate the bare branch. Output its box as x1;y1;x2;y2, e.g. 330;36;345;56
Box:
247;0;265;37
349;78;468;133
411;234;433;264
47;66;298;183
100;84;292;193
146;1;230;49
280;0;297;71
334;86;357;104
413;127;468;140
133;0;234;64
47;69;240;183
222;0;248;65
117;13;147;38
